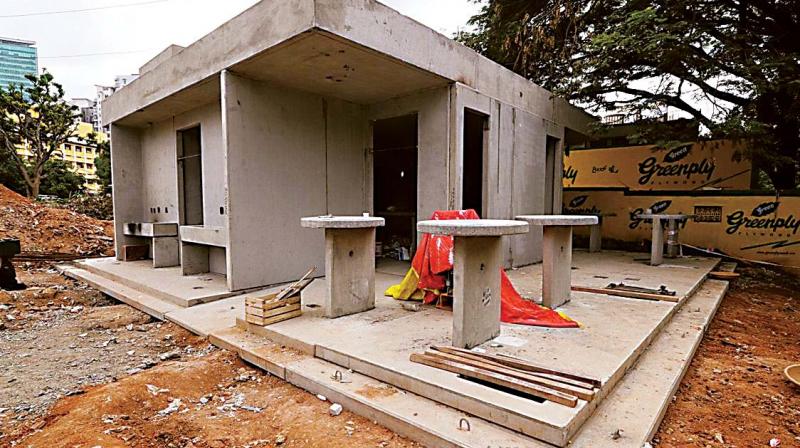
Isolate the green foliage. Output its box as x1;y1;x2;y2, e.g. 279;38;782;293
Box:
38;158;84;199
0;71;79;197
0;153;25;193
460;0;800;189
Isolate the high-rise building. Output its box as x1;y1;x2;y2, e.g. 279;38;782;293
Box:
94;74;138;132
0;37;38;91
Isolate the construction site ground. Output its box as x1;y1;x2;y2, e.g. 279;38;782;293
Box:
0;194;798;447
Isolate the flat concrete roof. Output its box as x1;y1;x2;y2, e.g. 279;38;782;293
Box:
103;0;592;131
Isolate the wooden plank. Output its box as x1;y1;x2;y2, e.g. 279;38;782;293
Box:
245;295;301;310
708;271;740;280
433;346;602;388
275;268;316;300
245;309;302;326
571;285;681;303
428;347;597;392
410;353;578;408
424;350;595;401
246;302;301;318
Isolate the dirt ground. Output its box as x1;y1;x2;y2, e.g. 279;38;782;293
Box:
653;266;800;447
0;265;418;448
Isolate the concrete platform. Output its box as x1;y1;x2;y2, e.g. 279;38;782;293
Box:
235;251;719;446
60;251;725;447
75;257;245;307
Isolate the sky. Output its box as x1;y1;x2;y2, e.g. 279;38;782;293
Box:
0;0;483;100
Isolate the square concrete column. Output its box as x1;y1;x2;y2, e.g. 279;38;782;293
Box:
301;216;385;318
417;219;528;349
636;214;688;266
589;223;602;253
516;215;598;309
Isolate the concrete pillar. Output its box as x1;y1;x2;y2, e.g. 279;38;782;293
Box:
650;219;664;266
324;227;377;318
110;125;143;260
152;237;180;268
542;226;573;309
181;243;209;275
589;223;602;253
452;236;503;349
665;219;680;258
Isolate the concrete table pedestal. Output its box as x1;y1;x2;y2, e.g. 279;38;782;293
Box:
636;214;689;266
516;215;599;309
302;216;385;318
417;219;528;349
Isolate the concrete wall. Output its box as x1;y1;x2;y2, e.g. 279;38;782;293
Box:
222;71;367;290
110;125;144;258
138;101;224;227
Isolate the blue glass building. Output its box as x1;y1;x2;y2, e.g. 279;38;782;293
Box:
0;37;38;91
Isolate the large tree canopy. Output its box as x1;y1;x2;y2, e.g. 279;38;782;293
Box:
460;0;800;189
0;71;79;198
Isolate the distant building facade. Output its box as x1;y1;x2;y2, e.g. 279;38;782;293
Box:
0;37;38;91
94;74;138;132
16;122;108;194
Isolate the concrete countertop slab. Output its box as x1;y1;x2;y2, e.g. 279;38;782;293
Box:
301;216;386;229
123;222;178;237
417;219;529;236
636;214;689;220
516;215;599;226
179;225;227;247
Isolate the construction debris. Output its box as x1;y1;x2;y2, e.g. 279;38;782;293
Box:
244;267;314;326
0;185;114;257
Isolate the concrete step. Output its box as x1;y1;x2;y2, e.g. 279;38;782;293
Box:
75;260;197;307
58;264;181;320
209;326;550;448
569;279;730;447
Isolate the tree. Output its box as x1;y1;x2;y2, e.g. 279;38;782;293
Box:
0;71;79;197
460;0;800;189
38;159;84;198
0;154;25;194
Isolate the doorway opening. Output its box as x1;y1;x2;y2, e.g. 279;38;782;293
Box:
463;109;488;217
372;114;418;261
177;126;204;226
544;135;560;214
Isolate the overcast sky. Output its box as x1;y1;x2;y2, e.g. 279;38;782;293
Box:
0;0;483;99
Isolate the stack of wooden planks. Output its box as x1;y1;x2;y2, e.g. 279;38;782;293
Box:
410;346;601;408
245;267;315;326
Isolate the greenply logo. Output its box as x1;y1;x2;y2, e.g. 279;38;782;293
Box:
726;201;800;235
563;165;578;184
565;195;602;215
637;145;716;185
629;200;673;229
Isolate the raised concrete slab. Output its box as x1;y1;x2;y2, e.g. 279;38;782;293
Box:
122;222;178;237
75;257;242;307
515;215;598;226
417;219;528;236
570;279;729;447
58;264;181;320
301;216;385;229
236;252;719;446
179;225;227;247
59;252;730;448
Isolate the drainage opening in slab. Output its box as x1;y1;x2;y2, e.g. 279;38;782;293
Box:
461;376;546;403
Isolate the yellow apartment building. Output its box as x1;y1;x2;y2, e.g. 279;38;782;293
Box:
16;122;107;194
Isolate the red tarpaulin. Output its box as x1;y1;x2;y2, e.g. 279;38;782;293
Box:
385;210;579;328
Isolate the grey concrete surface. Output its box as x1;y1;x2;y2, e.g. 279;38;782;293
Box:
417;219;529;236
301;216;385;229
322;227;378;318
516;215;599;226
452;236;503;348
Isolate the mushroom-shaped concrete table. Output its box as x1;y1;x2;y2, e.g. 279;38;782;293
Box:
636;213;689;266
515;215;599;309
301;216;385;318
416;219;529;349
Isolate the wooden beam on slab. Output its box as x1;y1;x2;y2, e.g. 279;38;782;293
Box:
432;346;602;388
571;285;681;303
424;350;595;401
409;353;579;408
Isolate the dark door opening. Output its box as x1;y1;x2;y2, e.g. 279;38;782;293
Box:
178;126;204;226
372;114;418;261
463;109;488;217
544;135;560;214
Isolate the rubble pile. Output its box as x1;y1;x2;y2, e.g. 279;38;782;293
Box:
0;185;114;256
